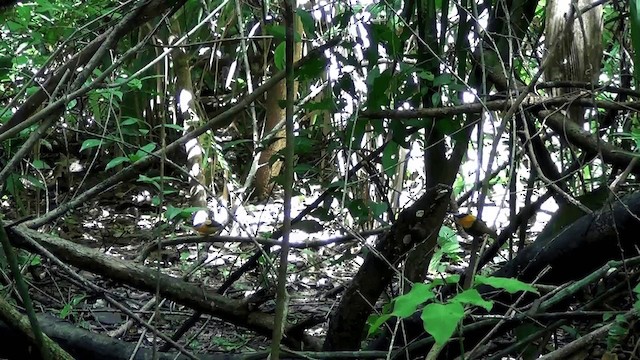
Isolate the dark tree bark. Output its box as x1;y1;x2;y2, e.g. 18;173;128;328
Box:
322;184;451;351
0;314;243;360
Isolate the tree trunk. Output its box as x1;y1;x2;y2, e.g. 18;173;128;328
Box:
170;20;208;209
254;16;303;200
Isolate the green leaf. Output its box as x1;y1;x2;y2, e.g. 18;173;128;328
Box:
5;173;24;197
369;202;388;219
59;303;72;319
221;138;253;150
138;175;160;190
31;159;50;170
429;275;461;287
80;139;104;152
431;92;441;107
347;199;370;223
389;120;409;148
435;117;461;136
297;56;327;81
382;141;399;177
392;283;435;317
156;123;185;131
296;8;315;35
127;78;143;90
128;154;142;163
421;302;464;345
165;205;183;221
105;157;130;170
302;97;337;112
120;117;141;126
66;99;78;110
433;73;455;86
138;143;156;155
366;68;392;111
274;42;285;70
24;175;45;190
451;289;493;311
266;25;286;41
474;276;539;294
418;71;435;81
30;255;42;266
367;313;392;336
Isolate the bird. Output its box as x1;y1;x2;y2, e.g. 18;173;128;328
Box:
452;213;498;239
192;209;224;235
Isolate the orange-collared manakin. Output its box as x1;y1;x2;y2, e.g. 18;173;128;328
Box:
453;213;498;239
192;210;224;235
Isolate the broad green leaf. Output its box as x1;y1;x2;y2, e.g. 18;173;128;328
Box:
60;303;72;319
389;120;409;148
30;159;50;170
474;276;538;294
303;97;337;112
433;73;455;86
393;283;435;317
367;313;392;336
451;289;493;311
128;154;142;163
105;157;130;170
5;173;24;197
66;99;77;110
440;239;461;254
347;199;369;221
155;123;185;131
30;255;42;266
120;117;141;126
438;226;457;240
382;141;399;177
418;71;435;81
421;302;464;345
429;250;444;273
369;202;388;219
221;139;253;150
24;175;45;190
165;205;183;221
127;78;142;90
266;25;286;41
297;55;327;81
274;42;285;70
296;8;315;35
429;275;460;288
138;143;156;155
137;175;160;190
80;139;104;152
366;68;392;111
431;92;442;107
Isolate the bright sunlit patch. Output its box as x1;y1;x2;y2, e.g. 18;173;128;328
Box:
189;162;202;178
178;89;193;111
462;90;477;103
135;190;151;203
186;138;202;160
83;220;104;229
69;159;83;173
137;216;153;230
